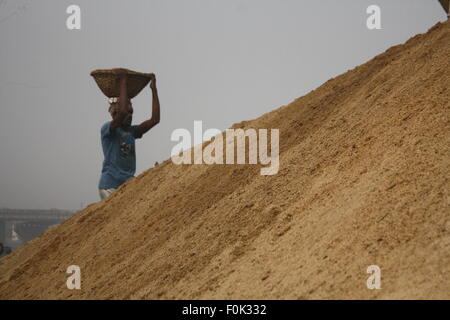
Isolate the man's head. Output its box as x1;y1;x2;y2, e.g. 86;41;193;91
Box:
109;97;133;126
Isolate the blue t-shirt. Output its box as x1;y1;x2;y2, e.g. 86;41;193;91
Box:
98;121;143;189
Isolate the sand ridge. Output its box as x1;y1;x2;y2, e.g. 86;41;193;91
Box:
0;20;449;299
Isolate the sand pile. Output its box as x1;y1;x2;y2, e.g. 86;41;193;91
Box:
1;21;449;300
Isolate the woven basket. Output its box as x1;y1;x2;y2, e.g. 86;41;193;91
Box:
90;68;154;99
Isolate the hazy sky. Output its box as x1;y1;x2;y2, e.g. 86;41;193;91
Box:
0;0;446;210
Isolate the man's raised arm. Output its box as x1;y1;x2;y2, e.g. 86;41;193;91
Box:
138;75;160;136
110;69;129;131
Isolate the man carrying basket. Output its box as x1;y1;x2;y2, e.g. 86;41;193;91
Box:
97;69;160;200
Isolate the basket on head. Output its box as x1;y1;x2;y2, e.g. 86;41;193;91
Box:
90;68;155;99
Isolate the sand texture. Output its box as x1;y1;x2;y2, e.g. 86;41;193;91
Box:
0;21;449;299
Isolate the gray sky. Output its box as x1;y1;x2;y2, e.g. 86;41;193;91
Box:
0;0;446;210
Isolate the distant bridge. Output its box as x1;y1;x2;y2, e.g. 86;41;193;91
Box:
0;209;75;251
0;209;74;221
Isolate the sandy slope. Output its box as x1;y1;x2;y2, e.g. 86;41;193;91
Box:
0;21;449;300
